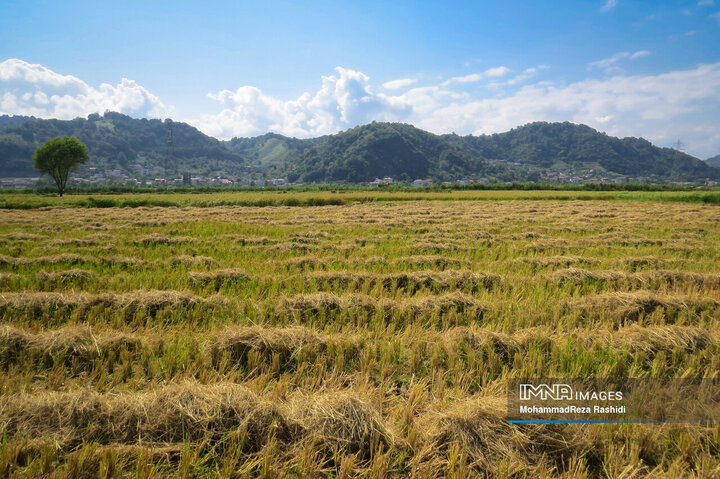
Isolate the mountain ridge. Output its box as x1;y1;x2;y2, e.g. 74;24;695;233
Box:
1;112;718;183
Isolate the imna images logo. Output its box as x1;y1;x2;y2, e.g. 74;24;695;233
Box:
518;382;624;401
519;383;573;401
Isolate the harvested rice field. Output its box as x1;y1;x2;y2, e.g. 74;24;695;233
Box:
1;192;719;477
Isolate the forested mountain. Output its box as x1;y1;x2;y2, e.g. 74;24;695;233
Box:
0;112;245;177
287;122;517;183
285;121;718;182
1;113;718;183
443;122;719;181
706;154;720;168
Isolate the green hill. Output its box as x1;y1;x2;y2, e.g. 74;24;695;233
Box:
0;112;245;178
226;132;321;177
443;122;720;182
287;122;518;183
1;113;718;183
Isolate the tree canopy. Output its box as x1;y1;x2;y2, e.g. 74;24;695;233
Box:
33;136;90;196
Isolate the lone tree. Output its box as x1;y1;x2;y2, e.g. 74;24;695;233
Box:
33;137;89;196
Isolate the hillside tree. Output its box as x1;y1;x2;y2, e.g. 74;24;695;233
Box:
33;136;89;196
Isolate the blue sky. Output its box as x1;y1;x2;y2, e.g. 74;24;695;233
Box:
1;0;719;157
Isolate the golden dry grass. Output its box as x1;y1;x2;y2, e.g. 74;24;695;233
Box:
171;254;217;268
136;233;199;245
36;269;96;288
0;290;218;323
570;291;720;324
391;255;471;270
0;196;719;476
0;324;143;367
307;269;502;292
274;292;486;321
416;396;577;476
516;255;599;269
188;268;249;288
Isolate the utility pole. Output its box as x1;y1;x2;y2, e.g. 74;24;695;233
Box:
165;119;175;177
673;139;685;151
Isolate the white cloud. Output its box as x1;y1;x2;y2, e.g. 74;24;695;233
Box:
697;0;714;6
192;62;720;157
630;50;651;59
4;58;720;159
442;73;483;86
588;50;651;72
0;58;170;119
382;78;417;90
485;66;511;77
506;66;549;86
411;63;720;158
711;12;720;23
588;52;630;71
601;0;618;12
0;59;86;91
442;66;510;86
193;66;411;138
1;92;18;111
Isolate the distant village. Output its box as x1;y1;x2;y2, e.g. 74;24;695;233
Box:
0;165;295;189
1;162;718;189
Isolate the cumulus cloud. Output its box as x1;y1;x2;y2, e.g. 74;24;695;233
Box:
194;67;412;138
190;62;720;157
382;78;417;90
0;58;170;119
3;58;719;158
485;66;512;77
414;63;720;158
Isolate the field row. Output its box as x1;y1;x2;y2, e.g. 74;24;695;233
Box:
1;289;718;332
2;266;720;294
2;379;718;478
2;320;718;380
